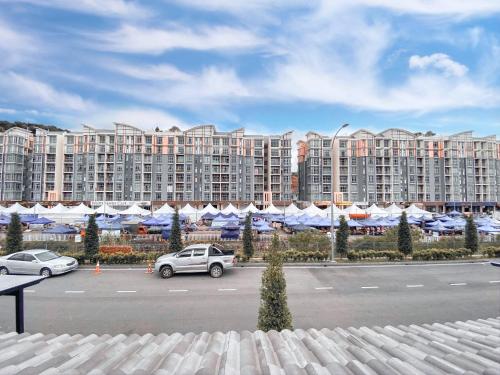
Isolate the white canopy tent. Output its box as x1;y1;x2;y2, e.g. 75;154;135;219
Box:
0;204;6;213
95;203;121;215
180;203;199;221
365;204;388;218
68;203;95;215
153;203;175;216
323;204;344;218
120;203;151;216
303;203;327;217
282;203;302;216
241;203;260;214
262;203;282;215
44;203;77;224
24;203;50;215
343;204;366;215
404;204;431;218
221;203;240;216
198;203;220;216
385;203;403;217
4;203;29;214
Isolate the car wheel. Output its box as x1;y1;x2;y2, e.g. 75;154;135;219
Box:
40;268;52;278
160;266;173;279
210;264;223;278
0;266;9;276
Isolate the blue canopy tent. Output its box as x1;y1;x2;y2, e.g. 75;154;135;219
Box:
360;218;380;227
221;224;240;239
0;215;11;225
201;212;218;220
478;224;500;234
407;217;422;225
426;222;455;233
255;222;274;233
29;217;54;225
97;222;122;230
161;229;171;240
43;225;78;234
20;215;38;224
290;224;317;232
437;215;453;222
347;220;363;228
448;210;462;217
376;218;398;227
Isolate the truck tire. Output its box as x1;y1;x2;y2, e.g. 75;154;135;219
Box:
210;264;223;278
0;266;9;275
160;265;173;279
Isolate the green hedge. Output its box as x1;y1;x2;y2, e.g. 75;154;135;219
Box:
482;246;500;258
61;251;163;264
347;250;404;261
262;250;329;262
411;248;472;261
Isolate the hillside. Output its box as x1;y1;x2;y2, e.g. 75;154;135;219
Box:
0;120;66;133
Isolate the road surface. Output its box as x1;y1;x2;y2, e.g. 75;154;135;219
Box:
0;262;499;334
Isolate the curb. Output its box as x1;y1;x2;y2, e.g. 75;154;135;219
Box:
78;258;497;269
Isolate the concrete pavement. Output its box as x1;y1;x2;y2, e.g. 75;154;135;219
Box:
0;262;499;334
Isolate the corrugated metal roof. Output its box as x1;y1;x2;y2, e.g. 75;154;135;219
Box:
0;317;499;374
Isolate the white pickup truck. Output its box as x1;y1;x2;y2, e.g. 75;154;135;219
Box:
154;243;236;278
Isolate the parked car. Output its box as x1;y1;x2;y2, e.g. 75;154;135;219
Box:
155;243;236;278
0;249;78;277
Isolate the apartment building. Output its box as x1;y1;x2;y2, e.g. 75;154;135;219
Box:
298;129;500;211
1;124;293;207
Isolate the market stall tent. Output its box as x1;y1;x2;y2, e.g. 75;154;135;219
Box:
385;203;403;217
198;203;220;216
365;204;388;218
302;203;326;217
153;203;175;216
220;203;240;216
323;204;344;218
262;203;282;215
180;203;199;221
282;203;302;216
4;203;29;214
241;203;260;214
120;203;151;216
94;203;121;215
68;203;95;215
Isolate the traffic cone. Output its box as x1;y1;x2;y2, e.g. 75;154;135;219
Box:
94;260;101;275
145;262;153;274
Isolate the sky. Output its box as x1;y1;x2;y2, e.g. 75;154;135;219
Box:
1;0;500;147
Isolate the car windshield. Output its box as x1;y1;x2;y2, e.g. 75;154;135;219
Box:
35;251;60;262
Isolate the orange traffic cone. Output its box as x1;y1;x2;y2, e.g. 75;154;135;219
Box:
94;260;101;275
145;263;153;274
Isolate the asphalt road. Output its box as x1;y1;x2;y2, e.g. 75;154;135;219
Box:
0;262;499;335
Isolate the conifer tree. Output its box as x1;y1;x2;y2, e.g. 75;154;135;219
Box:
6;213;23;254
169;208;183;253
464;215;478;253
397;211;413;256
84;214;99;259
336;215;349;256
242;213;254;260
258;233;293;332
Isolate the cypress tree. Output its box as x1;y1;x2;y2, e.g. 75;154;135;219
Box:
464;215;478;253
336;215;349;257
257;233;293;332
84;214;99;259
169;208;183;253
242;213;254;260
6;213;23;254
397;211;413;256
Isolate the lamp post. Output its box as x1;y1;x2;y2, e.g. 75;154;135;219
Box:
330;123;349;262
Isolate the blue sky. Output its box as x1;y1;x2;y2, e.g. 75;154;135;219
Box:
1;0;500;143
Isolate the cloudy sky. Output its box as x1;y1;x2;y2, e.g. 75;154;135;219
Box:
1;0;500;141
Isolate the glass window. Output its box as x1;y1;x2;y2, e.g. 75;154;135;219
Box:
8;253;25;261
192;249;206;257
177;250;192;258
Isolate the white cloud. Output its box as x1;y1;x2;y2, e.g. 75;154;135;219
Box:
0;19;38;68
0;107;17;114
3;0;149;18
409;53;468;77
108;61;192;81
93;24;266;54
82;107;186;130
0;72;92;112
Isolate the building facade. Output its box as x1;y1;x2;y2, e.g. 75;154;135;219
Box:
1;124;293;207
298;129;500;211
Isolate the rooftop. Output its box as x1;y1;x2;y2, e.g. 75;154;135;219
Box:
1;317;499;374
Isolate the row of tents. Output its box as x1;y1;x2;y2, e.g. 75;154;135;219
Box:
0;201;437;223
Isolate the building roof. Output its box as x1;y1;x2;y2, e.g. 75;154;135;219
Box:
1;317;499;374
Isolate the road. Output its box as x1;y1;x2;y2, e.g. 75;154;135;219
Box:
0;262;499;335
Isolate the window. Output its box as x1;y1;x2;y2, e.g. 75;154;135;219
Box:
8;253;25;261
192;249;205;257
177;250;192;258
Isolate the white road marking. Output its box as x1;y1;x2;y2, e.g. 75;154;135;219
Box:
116;290;136;293
65;290;85;294
488;280;500;284
315;287;333;290
361;286;379;289
218;288;237;291
407;284;424;288
450;283;467;286
169;289;188;292
24;290;36;293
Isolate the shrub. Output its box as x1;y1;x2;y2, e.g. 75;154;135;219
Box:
412;248;472;261
398;212;413;256
336;215;349;257
99;245;133;254
84;214;99;258
481;246;500;258
465;216;479;253
60;251;164;264
243;213;254;259
347;250;404;261
288;231;330;252
169;208;182;253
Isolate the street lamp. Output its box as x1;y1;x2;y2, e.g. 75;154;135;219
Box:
330;123;349;262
